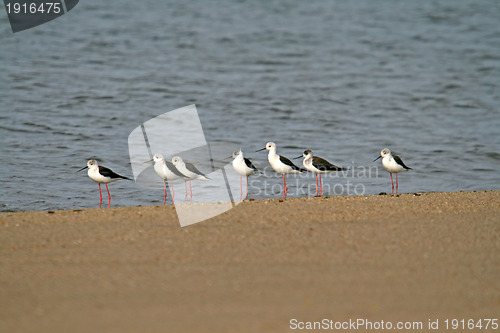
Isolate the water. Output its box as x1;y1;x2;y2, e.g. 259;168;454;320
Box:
1;0;499;212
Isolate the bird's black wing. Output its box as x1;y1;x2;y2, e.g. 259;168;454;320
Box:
279;155;302;171
185;162;208;177
393;155;411;170
312;156;344;171
165;161;186;177
244;157;259;172
98;166;131;180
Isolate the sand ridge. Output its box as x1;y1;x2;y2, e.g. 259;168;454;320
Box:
0;191;499;332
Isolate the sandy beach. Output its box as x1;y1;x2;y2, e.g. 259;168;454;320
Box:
1;191;499;332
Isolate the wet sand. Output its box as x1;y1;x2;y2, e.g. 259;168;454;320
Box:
1;191;499;332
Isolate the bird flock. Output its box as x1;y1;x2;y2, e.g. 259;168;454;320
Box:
79;143;411;208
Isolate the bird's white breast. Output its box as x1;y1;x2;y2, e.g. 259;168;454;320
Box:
303;158;317;173
88;167;114;183
233;155;253;177
382;156;407;173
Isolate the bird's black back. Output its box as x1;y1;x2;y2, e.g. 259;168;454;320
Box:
165;161;186;177
312;156;344;171
279;155;302;171
244;157;259;172
98;166;131;180
393;155;411;170
185;162;207;177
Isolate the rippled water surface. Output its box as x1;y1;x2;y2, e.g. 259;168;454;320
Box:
1;0;499;211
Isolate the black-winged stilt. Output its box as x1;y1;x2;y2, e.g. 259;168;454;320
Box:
374;148;412;195
78;159;130;208
294;149;344;197
256;142;302;200
231;149;259;200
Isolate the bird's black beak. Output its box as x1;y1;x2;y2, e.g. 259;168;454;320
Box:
373;156;382;162
293;155;302;160
77;166;88;172
143;159;154;164
255;147;266;152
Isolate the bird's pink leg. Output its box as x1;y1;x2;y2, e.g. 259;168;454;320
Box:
246;176;249;200
183;180;188;203
98;184;102;208
315;174;319;196
390;173;394;195
282;175;287;199
170;180;175;204
189;180;193;203
163;181;167;205
240;176;243;201
320;173;323;197
105;184;111;208
396;173;399;195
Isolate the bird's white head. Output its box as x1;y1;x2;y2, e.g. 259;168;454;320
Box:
256;142;276;154
87;159;98;168
232;150;242;159
172;156;183;166
380;148;391;157
303;149;313;158
265;142;276;151
153;153;165;163
78;159;97;173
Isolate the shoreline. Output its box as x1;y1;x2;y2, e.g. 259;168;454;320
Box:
1;189;497;216
1;191;499;332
